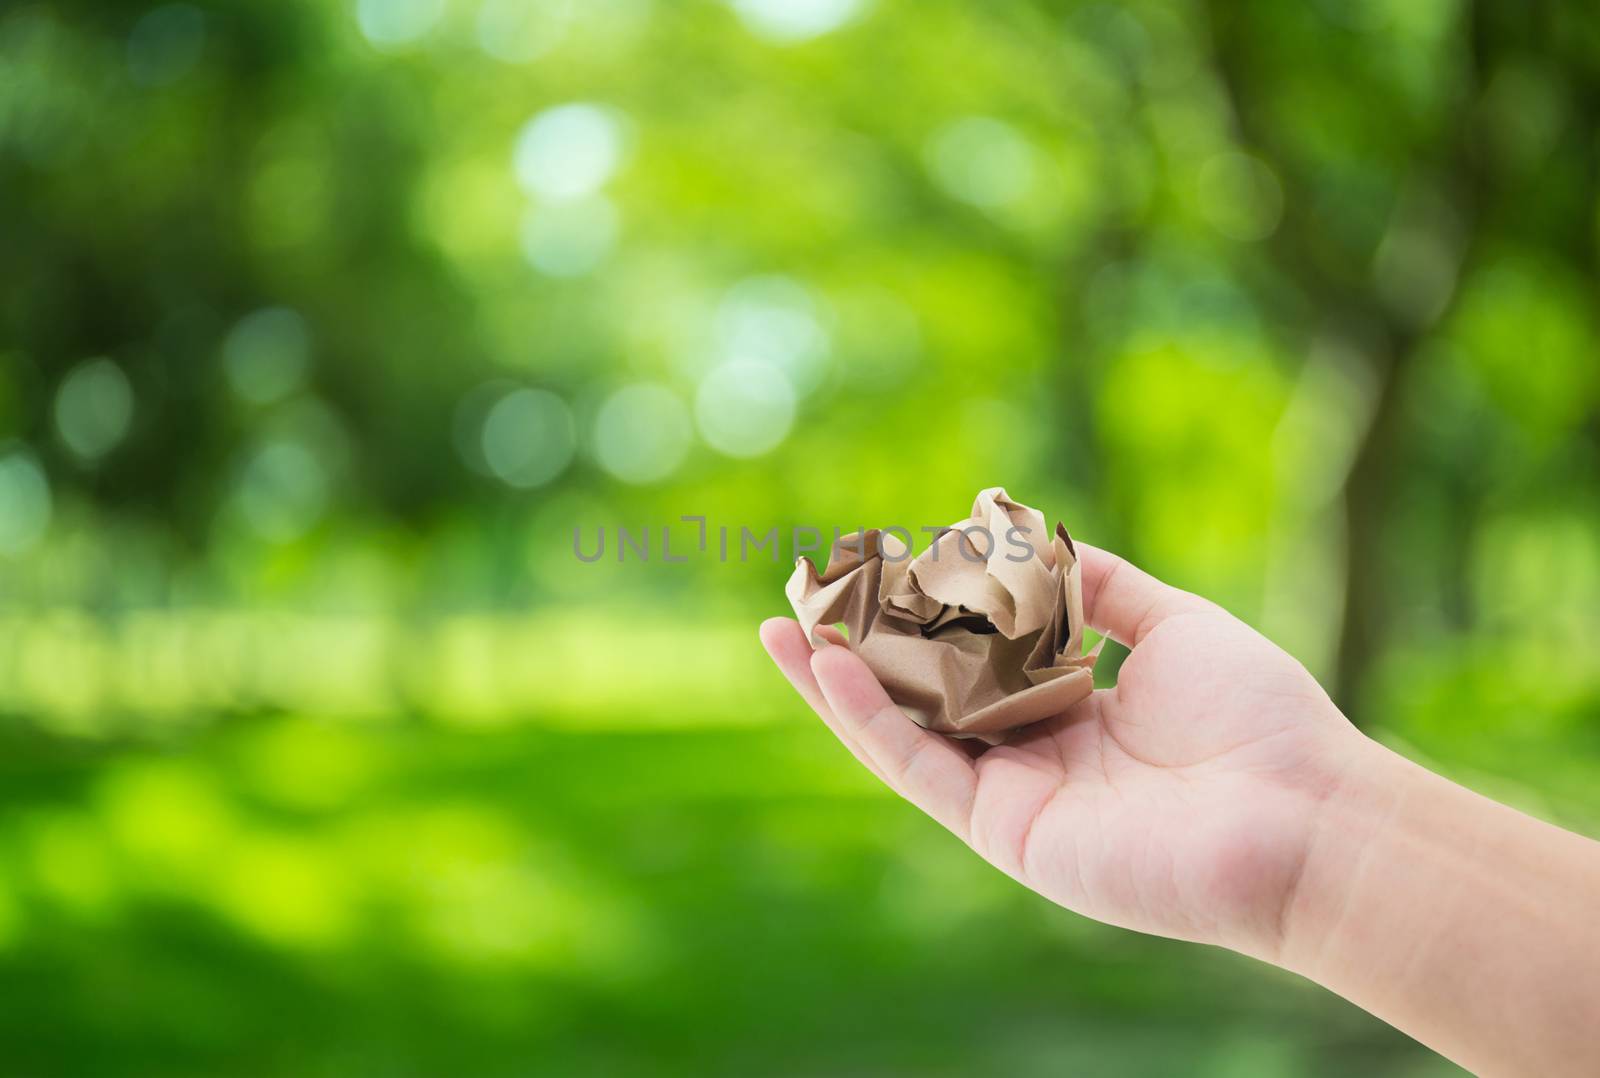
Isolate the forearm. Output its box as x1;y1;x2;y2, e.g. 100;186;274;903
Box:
1279;738;1600;1076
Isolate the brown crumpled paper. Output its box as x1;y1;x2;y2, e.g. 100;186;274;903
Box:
785;488;1098;739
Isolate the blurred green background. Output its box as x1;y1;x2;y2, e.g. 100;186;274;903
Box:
2;0;1598;1073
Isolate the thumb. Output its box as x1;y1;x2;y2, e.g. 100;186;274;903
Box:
1074;543;1215;647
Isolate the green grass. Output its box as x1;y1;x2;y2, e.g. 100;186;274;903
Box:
0;712;1458;1077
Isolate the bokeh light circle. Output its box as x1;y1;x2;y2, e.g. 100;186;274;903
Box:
729;0;865;42
54;357;134;461
356;0;447;47
223;307;311;404
592;383;692;484
712;276;830;396
519;197;619;277
126;4;206;86
513;104;626;201
0;445;52;555
694;361;795;458
479;388;577;488
476;0;574;63
926;116;1037;209
1196;151;1284;242
235;440;329;543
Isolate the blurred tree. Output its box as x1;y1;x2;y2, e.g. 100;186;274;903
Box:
1;1;1598;1073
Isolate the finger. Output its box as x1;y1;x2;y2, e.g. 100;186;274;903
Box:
1074;542;1214;648
758;618;890;783
811;644;976;842
760;617;833;716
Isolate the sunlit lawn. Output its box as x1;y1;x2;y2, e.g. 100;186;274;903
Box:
1;689;1458;1077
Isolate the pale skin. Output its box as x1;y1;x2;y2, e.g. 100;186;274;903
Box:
761;543;1600;1077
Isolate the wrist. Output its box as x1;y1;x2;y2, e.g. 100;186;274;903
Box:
1270;732;1416;976
1264;728;1600;1076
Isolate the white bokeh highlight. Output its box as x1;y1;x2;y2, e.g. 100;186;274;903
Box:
54;357;134;461
234;439;329;543
694;360;795;459
729;0;865;42
712;275;830;396
519;196;619;277
223;307;311;405
0;446;51;555
926;116;1038;210
513;103;626;201
592;383;692;484
356;0;447;47
475;0;573;63
479;388;577;488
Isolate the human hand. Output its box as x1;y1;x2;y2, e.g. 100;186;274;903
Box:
761;543;1369;961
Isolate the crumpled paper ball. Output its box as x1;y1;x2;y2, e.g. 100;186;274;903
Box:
786;488;1098;738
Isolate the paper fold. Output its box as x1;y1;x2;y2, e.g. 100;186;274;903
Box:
785;488;1098;738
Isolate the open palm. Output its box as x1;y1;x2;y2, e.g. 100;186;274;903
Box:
761;544;1363;961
